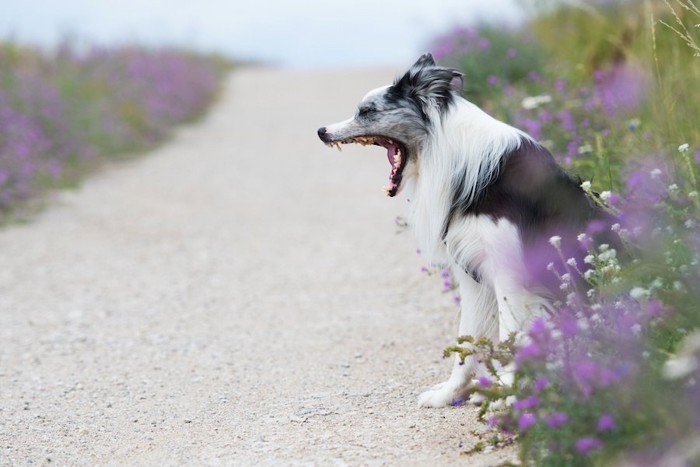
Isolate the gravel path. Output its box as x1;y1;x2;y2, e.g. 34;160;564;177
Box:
0;68;516;466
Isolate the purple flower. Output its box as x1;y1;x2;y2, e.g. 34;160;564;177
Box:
572;359;599;397
528;318;548;340
647;300;669;318
557;109;576;132
605;192;620;205
546;412;569;429
539;110;553;123
477;375;492;388
513;396;540;410
557;312;579;338
575;437;603;454
595;64;649;116
573;359;598;381
432;43;455;60
528;71;541;82
521;118;542;141
515;343;542;363
477;37;491;50
518;412;537;430
533;376;549;393
597;414;616;431
598;367;623;387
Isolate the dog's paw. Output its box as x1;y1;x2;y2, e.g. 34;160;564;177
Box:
417;382;468;408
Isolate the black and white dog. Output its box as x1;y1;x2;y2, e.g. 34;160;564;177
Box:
318;53;605;407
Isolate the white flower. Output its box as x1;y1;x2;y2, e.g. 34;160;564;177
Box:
689;191;699;199
664;355;698;380
600;191;612;201
521;94;552;110
611;223;621;232
580;180;592;192
549;235;562;248
650;168;663;179
664;333;700;379
630;287;650;301
578;144;593;155
584;255;595;264
566;258;578;267
668;184;679;194
561;273;571;283
489;399;505;411
577;318;590;331
679;143;690;153
599;249;617;262
584;270;595;281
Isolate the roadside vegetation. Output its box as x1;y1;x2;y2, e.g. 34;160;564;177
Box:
0;41;229;222
431;1;700;464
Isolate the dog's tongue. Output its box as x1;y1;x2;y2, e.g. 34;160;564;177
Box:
386;144;398;166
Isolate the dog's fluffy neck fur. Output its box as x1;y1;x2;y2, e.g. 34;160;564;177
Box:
405;96;528;264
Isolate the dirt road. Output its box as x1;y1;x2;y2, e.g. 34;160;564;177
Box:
0;68;515;465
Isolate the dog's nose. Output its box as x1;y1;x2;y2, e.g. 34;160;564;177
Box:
317;127;327;140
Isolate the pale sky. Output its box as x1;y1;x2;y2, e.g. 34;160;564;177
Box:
0;0;524;68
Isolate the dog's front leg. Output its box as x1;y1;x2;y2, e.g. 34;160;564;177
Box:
418;268;498;408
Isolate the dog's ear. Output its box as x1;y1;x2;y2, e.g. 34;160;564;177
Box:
393;54;463;114
412;52;436;70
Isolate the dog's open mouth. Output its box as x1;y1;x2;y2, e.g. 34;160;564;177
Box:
325;136;408;197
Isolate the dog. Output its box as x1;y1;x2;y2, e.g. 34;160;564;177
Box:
317;53;607;407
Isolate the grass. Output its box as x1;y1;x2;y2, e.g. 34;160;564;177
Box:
430;1;700;464
0;41;230;222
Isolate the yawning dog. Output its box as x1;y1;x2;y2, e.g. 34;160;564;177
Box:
318;53;607;407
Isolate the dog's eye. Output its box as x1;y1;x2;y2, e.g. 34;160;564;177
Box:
358;106;377;117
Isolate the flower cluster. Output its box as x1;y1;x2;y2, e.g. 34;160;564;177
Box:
0;41;227;220
432;1;700;463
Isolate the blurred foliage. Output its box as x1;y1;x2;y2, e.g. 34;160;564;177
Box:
432;25;547;106
432;0;700;464
0;41;231;221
